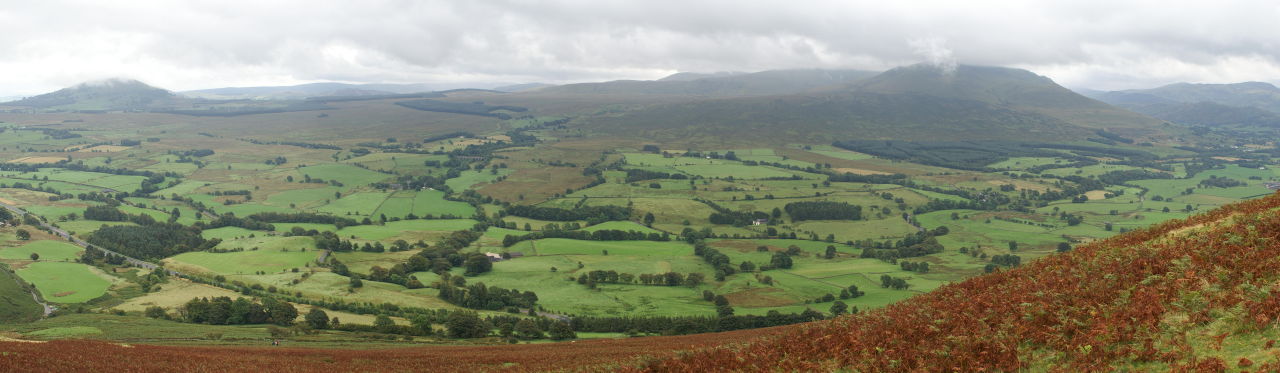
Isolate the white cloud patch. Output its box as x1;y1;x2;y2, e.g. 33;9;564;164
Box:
909;37;957;75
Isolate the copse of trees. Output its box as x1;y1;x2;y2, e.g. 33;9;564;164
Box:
860;227;949;262
900;261;930;273
708;210;770;226
88;222;214;260
1199;175;1245;188
880;275;910;290
991;254;1022;267
177;296;297;326
83;205;128;221
784;201;862;221
770;252;794;269
444;311;491;338
437;281;538;311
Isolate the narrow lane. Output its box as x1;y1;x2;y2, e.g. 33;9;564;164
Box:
0;201;179;275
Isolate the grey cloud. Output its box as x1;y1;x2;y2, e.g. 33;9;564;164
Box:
0;0;1277;95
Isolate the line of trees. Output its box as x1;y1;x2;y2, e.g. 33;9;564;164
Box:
240;139;342;150
198;213;275;231
177;296;297;326
248;212;360;228
501;229;670;247
503;205;631;223
573;270;705;287
624;169;688;182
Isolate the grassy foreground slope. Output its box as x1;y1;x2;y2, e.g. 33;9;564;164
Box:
642;191;1280;372
0;263;42;323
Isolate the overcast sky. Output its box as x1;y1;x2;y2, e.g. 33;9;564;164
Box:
2;0;1278;96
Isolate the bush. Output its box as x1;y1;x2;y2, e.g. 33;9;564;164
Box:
144;306;168;319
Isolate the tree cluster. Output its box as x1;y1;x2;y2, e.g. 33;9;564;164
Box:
437;281;538;311
900;261;931;273
88;222;214;260
879;275;910;290
784;201;862;221
83;205;128;221
178;296;297;326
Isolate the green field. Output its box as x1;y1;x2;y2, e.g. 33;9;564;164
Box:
445;169;513;191
371;189;476;219
0;240;83;261
266;186;343;209
334;219;478;241
16;262;112;303
294;164;392;188
169;245;319;275
317;192;390;216
580;221;662;234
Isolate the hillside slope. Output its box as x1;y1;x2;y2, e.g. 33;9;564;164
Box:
574;64;1163;144
855;65;1162;130
642;191;1280;372
0;264;42;323
538;68;877;97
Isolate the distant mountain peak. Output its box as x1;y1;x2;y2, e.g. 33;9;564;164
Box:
3;78;176;110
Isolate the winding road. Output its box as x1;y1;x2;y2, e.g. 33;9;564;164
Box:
0;201;178;275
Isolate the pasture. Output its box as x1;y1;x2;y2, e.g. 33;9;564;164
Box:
0;240;83;261
167;246;319;275
16;262;112;303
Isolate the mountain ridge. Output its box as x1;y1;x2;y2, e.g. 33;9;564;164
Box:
1090;81;1280;127
572;64;1164;144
